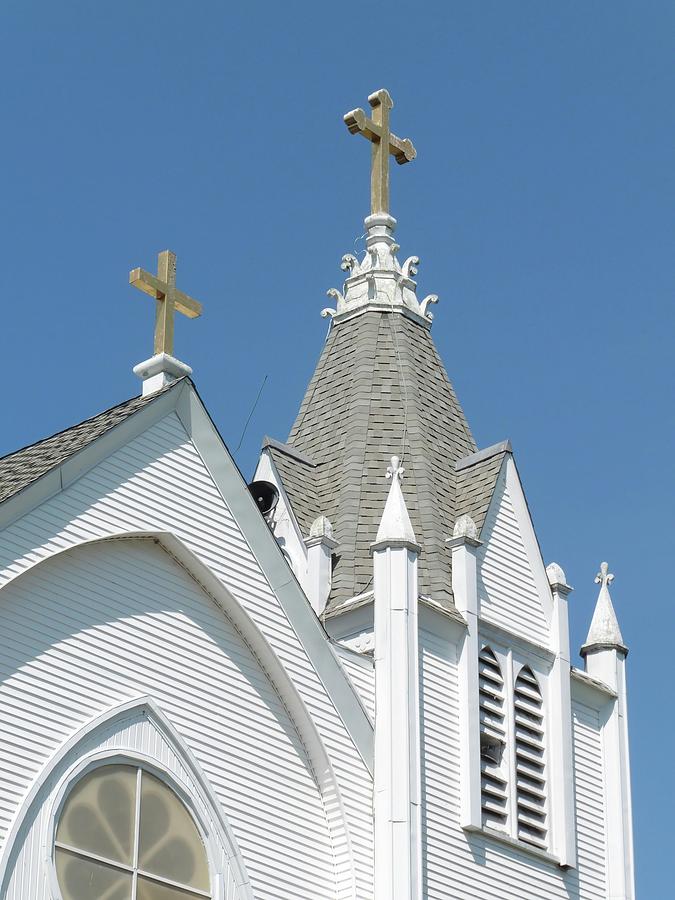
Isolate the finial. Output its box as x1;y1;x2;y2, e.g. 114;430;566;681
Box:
581;560;627;657
372;454;418;548
309;515;334;540
453;514;478;540
595;561;614;590
386;455;404;482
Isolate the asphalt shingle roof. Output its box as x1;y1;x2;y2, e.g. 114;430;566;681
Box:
0;383;177;505
281;309;479;612
454;441;510;535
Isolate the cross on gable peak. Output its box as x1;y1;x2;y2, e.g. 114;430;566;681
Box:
129;249;203;358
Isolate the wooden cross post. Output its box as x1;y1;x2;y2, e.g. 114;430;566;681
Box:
344;89;417;215
129;250;202;357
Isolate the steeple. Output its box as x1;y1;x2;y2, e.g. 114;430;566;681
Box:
581;561;628;656
263;89;476;615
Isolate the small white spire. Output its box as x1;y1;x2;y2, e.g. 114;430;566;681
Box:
581;562;627;656
374;456;417;546
453;513;478;540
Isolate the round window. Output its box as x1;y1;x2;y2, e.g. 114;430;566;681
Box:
54;763;211;899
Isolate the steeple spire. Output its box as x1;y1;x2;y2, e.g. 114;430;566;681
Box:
581;561;628;656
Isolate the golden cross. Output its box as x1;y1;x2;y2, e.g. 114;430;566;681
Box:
344;89;417;215
129;250;202;356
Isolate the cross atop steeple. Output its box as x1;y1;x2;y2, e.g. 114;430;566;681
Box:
344;89;416;215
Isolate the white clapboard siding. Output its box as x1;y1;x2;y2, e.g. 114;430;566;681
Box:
334;649;375;722
478;476;549;647
420;623;604;899
0;539;333;898
4;706;242;900
0;412;373;897
572;700;607;899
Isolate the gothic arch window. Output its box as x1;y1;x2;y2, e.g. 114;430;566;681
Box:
514;665;547;849
478;645;508;830
54;762;211;900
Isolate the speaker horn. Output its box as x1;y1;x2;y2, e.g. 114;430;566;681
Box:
248;480;279;516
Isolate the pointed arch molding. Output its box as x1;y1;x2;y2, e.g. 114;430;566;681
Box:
0;531;358;899
0;696;255;899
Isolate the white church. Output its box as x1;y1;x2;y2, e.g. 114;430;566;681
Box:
0;90;634;899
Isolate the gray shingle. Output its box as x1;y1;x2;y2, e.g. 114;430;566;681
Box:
278;310;478;612
454;443;510;536
0;381;180;505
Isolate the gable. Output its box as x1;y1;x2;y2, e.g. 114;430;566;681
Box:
0;538;335;898
477;457;552;647
0;396;375;897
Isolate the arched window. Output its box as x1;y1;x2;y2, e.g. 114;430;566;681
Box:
514;666;547;849
478;645;508;830
54;763;211;899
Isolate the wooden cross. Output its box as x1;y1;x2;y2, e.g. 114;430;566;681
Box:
344;89;417;215
129;250;202;357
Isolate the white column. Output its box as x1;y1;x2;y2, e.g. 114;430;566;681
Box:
371;457;422;900
447;514;482;830
581;563;634;900
305;516;338;616
546;563;576;868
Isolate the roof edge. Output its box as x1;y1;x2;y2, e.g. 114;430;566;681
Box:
455;439;512;471
262;435;317;467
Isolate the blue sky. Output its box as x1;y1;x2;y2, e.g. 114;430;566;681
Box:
2;1;673;892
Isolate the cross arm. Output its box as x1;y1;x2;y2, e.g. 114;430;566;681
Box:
343;109;416;164
129;268;202;318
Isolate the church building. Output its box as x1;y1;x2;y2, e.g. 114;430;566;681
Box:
0;90;634;899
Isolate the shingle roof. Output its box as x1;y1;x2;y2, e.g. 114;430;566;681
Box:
262;437;320;536
455;441;511;536
281;309;477;612
0;382;178;505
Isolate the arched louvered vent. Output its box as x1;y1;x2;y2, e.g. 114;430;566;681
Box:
478;646;508;829
514;666;547;848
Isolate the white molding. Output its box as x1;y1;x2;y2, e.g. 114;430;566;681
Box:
449;534;482;830
372;541;422;900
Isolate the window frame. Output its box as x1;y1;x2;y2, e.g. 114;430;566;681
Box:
48;750;217;900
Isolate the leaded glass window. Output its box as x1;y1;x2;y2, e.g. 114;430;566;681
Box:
55;764;211;900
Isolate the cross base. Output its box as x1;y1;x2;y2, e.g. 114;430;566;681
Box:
133;352;193;396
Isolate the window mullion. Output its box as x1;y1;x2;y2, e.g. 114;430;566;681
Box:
132;766;142;900
505;649;518;838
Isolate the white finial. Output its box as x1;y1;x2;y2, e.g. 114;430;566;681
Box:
309;515;334;540
373;455;418;547
453;514;478;540
581;560;627;656
387;455;404;482
595;561;614;590
546;561;567;586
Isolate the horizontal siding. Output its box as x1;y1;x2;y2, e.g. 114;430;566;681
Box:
335;651;375;722
478;477;549;646
0;413;373;897
420;625;604;899
0;539;333;898
572;700;607;898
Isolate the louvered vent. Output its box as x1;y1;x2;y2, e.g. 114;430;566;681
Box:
514;666;547;848
478;646;508;829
